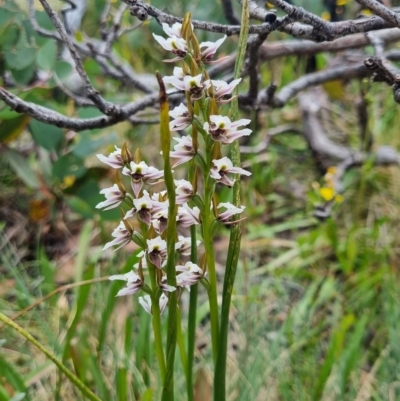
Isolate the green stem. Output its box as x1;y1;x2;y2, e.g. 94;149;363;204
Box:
176;307;188;374
0;312;102;401
149;268;166;381
203;178;219;364
186;226;198;401
214;1;250;400
158;73;178;401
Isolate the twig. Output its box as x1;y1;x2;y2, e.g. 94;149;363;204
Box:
245;31;270;107
299;90;400;167
364;56;400;103
221;0;240;25
356;0;400;26
260;62;370;108
38;0;119;116
0;86;160;130
240;124;303;154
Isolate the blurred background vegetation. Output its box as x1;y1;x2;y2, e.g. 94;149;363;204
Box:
1;0;400;400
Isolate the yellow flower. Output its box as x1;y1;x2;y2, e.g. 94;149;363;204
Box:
319;187;335;202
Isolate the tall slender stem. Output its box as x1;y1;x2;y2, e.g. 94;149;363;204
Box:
186;166;199;401
149;268;166;380
158;73;178;401
214;0;250;400
203;174;219;364
176;307;188;374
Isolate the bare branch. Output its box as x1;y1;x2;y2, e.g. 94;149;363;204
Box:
356;0;400;26
240;124;303;154
260;28;400;61
38;0;119;115
299;90;400;166
0;87;162;131
260;62;370;108
245;31;270;106
267;0;400;41
221;0;240;25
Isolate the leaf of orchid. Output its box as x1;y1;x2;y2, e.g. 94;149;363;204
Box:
131;231;146;249
191;194;205;213
194;154;207;172
192;116;208;138
210;219;222;239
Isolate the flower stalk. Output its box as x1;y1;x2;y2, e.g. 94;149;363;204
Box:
214;1;250;400
157;72;179;401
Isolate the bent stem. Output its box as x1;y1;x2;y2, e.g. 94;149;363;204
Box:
0;312;103;401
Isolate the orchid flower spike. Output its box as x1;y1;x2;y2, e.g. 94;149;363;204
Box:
139;293;169;315
174;179;194;204
176;262;203;287
204;115;252;144
163;73;210;100
200;35;227;63
211;78;242;103
169;103;192;131
97;146;123;169
122;161;164;197
151;198;169;234
103;221;133;251
146;237;167;269
210;157;251;187
153;34;187;61
175;235;201;256
124;190;153;225
109;271;143;297
96;184;125;210
177;204;201;227
217;202;246;225
170;135;196;167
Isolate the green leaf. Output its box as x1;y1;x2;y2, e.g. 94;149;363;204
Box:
0;115;30;143
0;8;15;30
10;63;36;85
0;355;30;401
2;148;40;189
78;107;103;119
2;0;20;13
36;40;57;71
52;153;87;181
38;248;56;296
142;388;154;401
9;394;26;401
312;314;355;401
34;10;54;32
29;119;64;151
65;196;93;218
338;314;368;395
74;179;102;208
54;60;73;82
72;131;118;158
0;23;19;46
62;264;95;360
5;31;37;71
